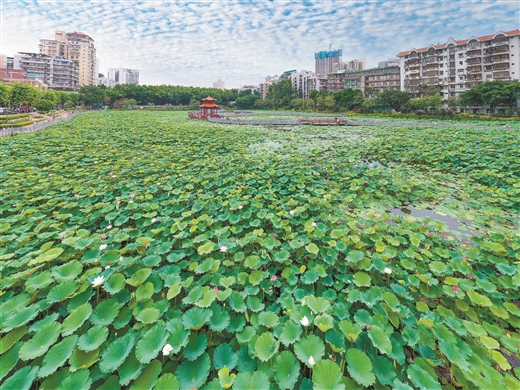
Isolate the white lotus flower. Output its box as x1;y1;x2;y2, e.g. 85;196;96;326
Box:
92;276;105;287
107;225;112;229
384;267;392;274
162;343;173;356
309;356;316;366
220;246;228;253
300;316;309;326
151;218;157;223
99;244;107;250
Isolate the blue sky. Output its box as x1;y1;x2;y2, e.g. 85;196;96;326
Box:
1;0;519;88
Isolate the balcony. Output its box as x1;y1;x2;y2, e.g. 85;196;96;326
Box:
485;46;509;55
493;71;510;79
467;50;481;58
492;55;509;63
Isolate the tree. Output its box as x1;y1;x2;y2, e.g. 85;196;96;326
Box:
334;88;363;110
34;98;55;113
459;80;520;113
9;82;38;106
406;95;442;112
265;79;296;108
378;88;410;111
79;85;106;105
0;83;11;105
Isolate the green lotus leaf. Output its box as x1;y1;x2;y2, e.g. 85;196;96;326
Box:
73;238;93;250
467;290;492;307
69;348;100;372
249;270;266;286
219;276;236;288
367;325;392;355
136;236;154;246
155;373;180;390
136;323;169;364
135;282;154;302
175;353;211;389
209;305;231;332
99;332;135;373
56;369;92;390
61;303;92;336
195;288;217;308
218;368;236;389
51;260;83;282
480;335;500;350
407;363;442;390
142;254;162;267
258;311;279;328
213;343;238;370
38;335;78;378
233;371;270;390
228;291;247;313
104;273;126;295
294;335;325;368
305;242;319;254
0;341;22;382
167;322;190;354
314;313;334;332
29;247;64;265
353;272;371;287
279;320;302;346
254;332;279;361
197;241;215;255
77;324;109;352
301;269;320;284
338;320;362;343
47;280;78;304
126;268;152;287
25;270;53;293
130;359;161;390
182;285;203;304
273;250;290;263
113;232;130;242
246;296;265;312
345;348;375;387
90;298;121;325
135;307;160;324
372;355;397;385
167;284;182;300
312;359;345;390
118;352;144;386
0;326;27;354
182;307;212;330
306;295;331;314
273;350;300;389
2;304;40;333
346;250;364;263
1;366;39;390
184;333;208;361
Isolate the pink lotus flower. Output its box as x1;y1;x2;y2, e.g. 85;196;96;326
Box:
130;193;135;198
311;222;317;227
161;292;165;297
428;232;432;236
60;231;67;237
214;286;219;294
452;286;459;294
365;325;370;330
146;243;151;248
273;233;278;238
220;246;228;252
99;244;107;250
467;274;473;280
75;194;79;197
116;200;121;204
271;275;277;281
102;234;107;239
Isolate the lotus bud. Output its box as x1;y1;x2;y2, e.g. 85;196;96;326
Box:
300;316;309;327
309;356;315;367
162;344;173;356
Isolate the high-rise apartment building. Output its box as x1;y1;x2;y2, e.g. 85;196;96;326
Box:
341;59;366;72
259;82;272;99
344;66;401;96
397;29;520;99
40;30;97;86
213;79;225;90
15;52;79;90
291;70;323;98
315;49;343;75
378;58;400;68
107;68;139;85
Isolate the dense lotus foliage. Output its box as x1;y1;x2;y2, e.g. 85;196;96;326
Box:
0;111;519;389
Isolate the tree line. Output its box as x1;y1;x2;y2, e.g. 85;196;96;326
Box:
2;79;519;115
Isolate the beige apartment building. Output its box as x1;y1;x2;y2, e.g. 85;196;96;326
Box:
40;30;96;86
397;29;520;99
344;66;401;96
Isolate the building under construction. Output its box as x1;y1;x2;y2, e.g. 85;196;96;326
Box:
314;49;343;75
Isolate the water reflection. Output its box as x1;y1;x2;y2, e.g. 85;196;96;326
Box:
391;207;476;237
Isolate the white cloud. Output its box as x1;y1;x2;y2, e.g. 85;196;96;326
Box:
1;0;518;87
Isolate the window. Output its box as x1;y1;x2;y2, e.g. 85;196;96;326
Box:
459;61;463;65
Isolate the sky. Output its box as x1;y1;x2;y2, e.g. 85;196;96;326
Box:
1;0;519;88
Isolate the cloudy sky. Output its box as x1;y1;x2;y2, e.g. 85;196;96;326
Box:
1;0;519;87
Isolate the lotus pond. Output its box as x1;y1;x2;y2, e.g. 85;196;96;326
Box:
0;111;519;389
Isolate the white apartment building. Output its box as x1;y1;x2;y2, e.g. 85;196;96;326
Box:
40;31;97;86
340;59;366;72
378;58;400;68
98;77;116;88
213;79;225;90
397;29;520;99
291;70;322;99
107;68;139;85
15;52;79;90
238;85;260;94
